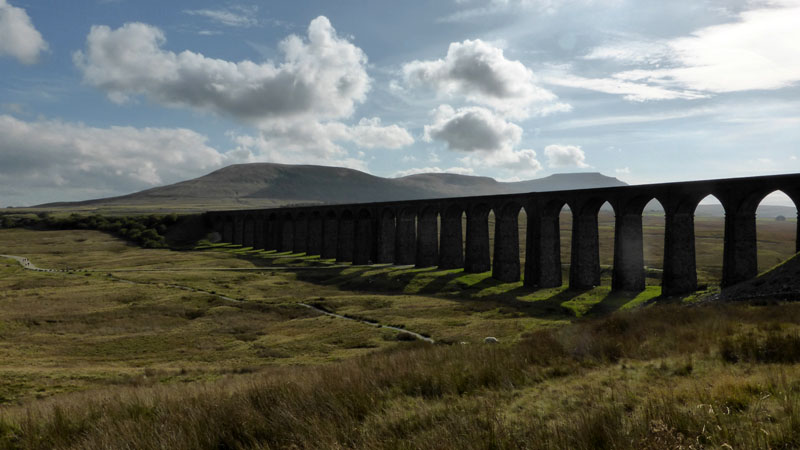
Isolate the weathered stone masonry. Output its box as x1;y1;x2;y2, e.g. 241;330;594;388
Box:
206;174;800;295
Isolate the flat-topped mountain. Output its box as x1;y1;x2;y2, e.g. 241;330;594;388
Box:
37;163;627;212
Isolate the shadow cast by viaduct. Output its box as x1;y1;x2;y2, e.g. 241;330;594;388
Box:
205;173;800;296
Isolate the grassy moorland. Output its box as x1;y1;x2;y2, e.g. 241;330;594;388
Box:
0;221;799;449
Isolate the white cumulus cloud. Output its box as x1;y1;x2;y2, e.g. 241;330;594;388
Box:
227;116;414;171
74;16;370;125
423;105;543;176
424;105;522;152
404;39;569;118
544;144;589;168
0;114;225;202
0;0;48;64
347;117;415;149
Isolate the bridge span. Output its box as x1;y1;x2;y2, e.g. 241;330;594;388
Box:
205;173;800;295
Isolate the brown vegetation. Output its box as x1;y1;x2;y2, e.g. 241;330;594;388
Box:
2;303;800;449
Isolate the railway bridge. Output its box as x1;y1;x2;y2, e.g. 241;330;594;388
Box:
205;173;800;295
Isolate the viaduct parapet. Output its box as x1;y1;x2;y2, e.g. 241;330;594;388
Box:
205;173;800;295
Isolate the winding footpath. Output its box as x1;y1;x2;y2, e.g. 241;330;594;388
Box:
0;254;434;343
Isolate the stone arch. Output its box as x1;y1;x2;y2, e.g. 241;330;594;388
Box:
439;204;465;269
416;205;439;268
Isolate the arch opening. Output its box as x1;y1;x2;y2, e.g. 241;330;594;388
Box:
598;201;616;282
641;198;666;286
518;206;528;272
755;190;798;272
693;194;725;287
559;203;572;285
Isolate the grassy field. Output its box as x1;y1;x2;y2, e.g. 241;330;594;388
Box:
0;229;653;405
1;224;799;449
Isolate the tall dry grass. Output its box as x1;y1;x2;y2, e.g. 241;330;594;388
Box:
3;302;800;449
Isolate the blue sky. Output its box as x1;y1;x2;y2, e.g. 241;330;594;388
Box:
1;0;799;206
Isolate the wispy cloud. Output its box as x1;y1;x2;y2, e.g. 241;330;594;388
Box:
548;107;715;130
184;6;259;28
393;166;475;177
561;1;800;100
542;73;707;102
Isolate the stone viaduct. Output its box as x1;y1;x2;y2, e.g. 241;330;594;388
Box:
205;173;800;295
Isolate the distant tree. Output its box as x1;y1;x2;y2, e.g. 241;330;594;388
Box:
777;215;787;221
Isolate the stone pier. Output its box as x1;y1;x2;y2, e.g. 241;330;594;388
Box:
395;209;416;265
612;212;645;291
569;204;601;289
376;210;396;263
492;203;520;282
416;208;439;268
322;212;338;259
464;204;490;273
337;212;354;262
439;206;464;269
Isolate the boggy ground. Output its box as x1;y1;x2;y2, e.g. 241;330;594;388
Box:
1;228;800;449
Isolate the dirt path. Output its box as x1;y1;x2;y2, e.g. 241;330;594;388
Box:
0;254;434;343
0;254;58;272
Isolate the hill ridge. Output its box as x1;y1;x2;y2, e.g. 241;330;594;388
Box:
36;163;628;212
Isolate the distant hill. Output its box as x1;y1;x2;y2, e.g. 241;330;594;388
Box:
34;163;627;213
